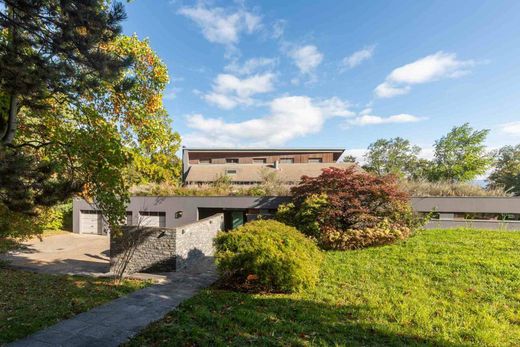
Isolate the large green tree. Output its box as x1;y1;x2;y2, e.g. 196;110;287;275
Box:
363;137;426;179
1;35;181;238
429;123;492;182
488;144;520;195
0;0;129;145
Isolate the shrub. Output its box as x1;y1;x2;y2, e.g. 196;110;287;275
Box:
277;167;424;250
214;220;323;293
130;181;290;197
40;202;73;231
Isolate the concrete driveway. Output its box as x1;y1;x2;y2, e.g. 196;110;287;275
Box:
1;233;109;276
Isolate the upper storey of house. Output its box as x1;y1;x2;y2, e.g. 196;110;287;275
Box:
181;148;348;185
183;148;345;166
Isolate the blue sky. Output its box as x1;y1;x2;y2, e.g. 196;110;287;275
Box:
122;0;520;160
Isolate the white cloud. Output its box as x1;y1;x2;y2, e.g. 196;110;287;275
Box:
224;57;277;75
341;148;368;164
184;96;351;147
289;45;323;74
499;121;520;135
342;45;375;69
317;97;354;117
203;72;275;109
374;82;410;98
178;4;261;48
347;113;425;126
375;51;475;98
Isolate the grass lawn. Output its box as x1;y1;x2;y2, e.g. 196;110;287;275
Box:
128;229;520;346
0;269;148;344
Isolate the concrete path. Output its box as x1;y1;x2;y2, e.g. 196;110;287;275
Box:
8;260;217;347
0;233;109;275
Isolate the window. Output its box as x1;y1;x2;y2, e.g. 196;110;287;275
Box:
280;158;294;164
308;158;323;163
199;159;211;164
138;211;166;227
226;169;237;175
139;211;166;217
253;158;266;164
81;210;101;214
226;158;239;164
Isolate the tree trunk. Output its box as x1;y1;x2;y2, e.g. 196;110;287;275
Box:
1;94;19;145
1;5;19;145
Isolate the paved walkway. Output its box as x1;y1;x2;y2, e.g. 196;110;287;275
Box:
0;233;109;275
8;260;217;347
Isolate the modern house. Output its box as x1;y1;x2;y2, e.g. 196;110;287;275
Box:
181;147;352;186
73;196;520;235
72;148;520;236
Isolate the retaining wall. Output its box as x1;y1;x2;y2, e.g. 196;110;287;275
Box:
110;213;224;275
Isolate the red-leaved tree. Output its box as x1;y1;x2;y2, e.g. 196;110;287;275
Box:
277;167;424;250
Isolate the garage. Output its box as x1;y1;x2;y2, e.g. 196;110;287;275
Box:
79;210;103;234
138;211;166;227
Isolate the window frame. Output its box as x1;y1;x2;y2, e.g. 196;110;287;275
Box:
279;157;294;164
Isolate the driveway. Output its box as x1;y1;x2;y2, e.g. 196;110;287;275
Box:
1;233;110;276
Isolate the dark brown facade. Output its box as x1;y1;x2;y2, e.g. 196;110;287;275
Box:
185;149;343;165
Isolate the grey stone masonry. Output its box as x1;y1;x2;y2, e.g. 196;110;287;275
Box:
110;213;224;275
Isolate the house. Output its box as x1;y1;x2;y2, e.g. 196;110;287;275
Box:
73;196;290;235
73;196;520;235
182;147;352;186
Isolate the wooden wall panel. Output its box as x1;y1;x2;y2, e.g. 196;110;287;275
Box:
188;151;337;164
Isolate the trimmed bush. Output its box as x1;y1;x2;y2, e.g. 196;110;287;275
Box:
277;167;424;250
214;220;323;293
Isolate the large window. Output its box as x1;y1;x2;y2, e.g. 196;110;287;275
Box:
226;158;239;164
253;158;266;164
308;158;323;163
138;211;166;227
199;159;211;164
280;158;294;164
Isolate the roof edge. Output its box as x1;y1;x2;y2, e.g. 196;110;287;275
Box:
183;147;346;153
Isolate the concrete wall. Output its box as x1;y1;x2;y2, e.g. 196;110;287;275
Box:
410;197;520;230
75;196;520;234
73;196;289;233
410;197;520;214
110;213;224;274
424;219;520;230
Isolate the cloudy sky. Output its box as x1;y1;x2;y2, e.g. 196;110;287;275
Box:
123;0;520;160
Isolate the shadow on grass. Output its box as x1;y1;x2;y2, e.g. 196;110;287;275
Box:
0;268;144;344
129;290;468;347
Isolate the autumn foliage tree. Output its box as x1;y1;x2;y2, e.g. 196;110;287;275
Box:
277;167;423;250
1;35;181;238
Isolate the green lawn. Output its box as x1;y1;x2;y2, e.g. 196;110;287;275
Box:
128;229;520;346
0;269;148;344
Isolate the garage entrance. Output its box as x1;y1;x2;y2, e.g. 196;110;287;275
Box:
79;210;103;234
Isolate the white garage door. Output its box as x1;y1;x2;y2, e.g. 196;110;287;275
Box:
80;210;103;234
139;211;166;227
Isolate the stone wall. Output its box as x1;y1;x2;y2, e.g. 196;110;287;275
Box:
110;213;224;275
